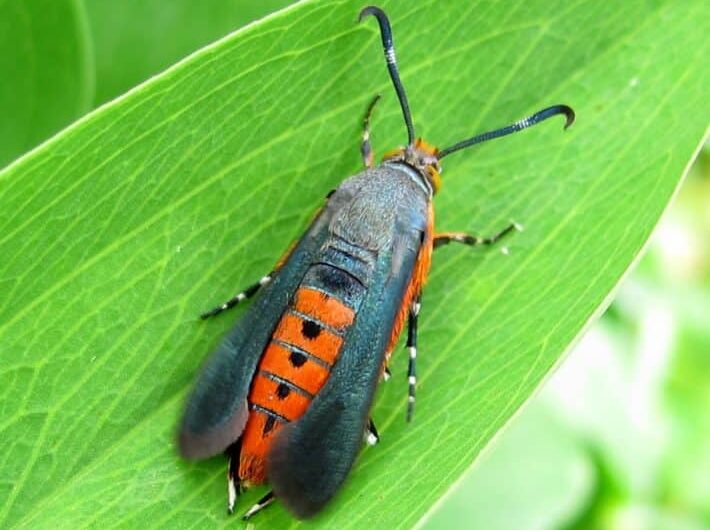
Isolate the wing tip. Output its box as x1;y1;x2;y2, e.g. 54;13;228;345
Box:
177;404;249;460
177;429;221;460
267;428;331;519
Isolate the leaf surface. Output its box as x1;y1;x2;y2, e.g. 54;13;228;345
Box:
0;0;707;528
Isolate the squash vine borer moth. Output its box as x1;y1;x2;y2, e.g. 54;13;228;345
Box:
178;4;574;520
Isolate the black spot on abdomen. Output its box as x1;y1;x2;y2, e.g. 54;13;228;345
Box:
289;350;307;367
301;319;322;339
276;383;291;399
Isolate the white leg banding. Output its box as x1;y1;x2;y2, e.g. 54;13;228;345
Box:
366;430;379;446
243;504;260;520
228;476;237;514
259;275;272;285
243;495;275;520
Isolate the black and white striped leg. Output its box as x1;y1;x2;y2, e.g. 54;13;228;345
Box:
365;417;380;446
433;222;522;250
200;274;272;319
242;491;275;520
383;365;391;381
226;443;241;515
361;94;382;168
406;297;420;422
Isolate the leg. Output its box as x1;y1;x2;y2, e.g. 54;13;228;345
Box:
227;450;240;514
200;274;272;319
242;490;275;520
365;417;380;446
201;238;300;319
226;442;242;514
361;94;382;168
406;297;421;422
433;222;521;250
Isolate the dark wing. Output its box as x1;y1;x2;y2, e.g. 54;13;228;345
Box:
178;193;353;459
267;219;423;518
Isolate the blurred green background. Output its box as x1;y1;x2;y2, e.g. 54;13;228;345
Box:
1;1;707;528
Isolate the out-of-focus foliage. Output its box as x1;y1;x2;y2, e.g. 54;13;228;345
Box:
0;0;94;167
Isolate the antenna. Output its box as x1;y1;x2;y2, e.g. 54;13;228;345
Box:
438;105;575;158
359;6;416;146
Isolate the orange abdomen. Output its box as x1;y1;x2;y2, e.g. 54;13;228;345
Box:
238;286;356;483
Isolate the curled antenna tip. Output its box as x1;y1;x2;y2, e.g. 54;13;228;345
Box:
560;105;576;129
358;5;383;22
358;4;417;145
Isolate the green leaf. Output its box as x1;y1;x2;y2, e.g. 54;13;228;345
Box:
0;0;93;168
0;0;707;528
84;0;293;105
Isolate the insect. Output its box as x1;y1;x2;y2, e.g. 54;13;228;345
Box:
178;4;574;520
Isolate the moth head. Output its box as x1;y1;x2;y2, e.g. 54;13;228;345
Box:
382;139;442;193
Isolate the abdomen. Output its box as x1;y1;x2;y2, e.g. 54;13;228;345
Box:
238;241;371;483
